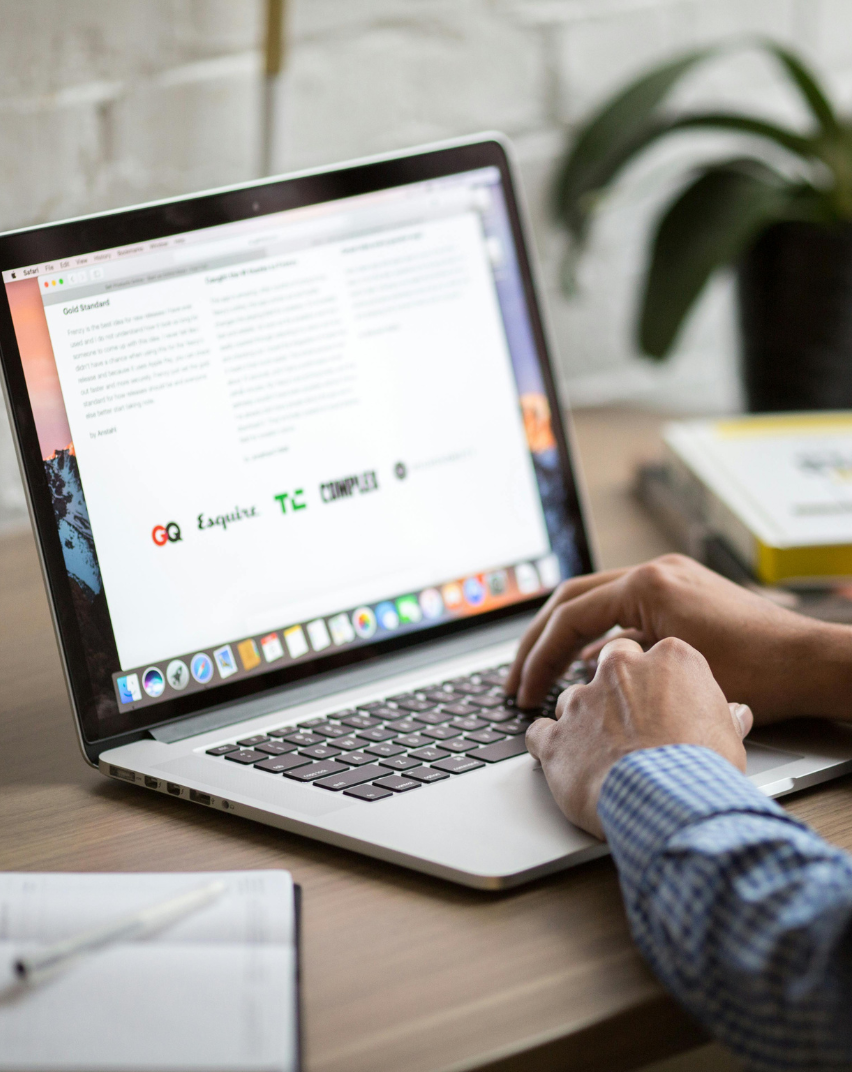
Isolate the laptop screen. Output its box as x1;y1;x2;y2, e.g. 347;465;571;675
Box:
0;143;592;743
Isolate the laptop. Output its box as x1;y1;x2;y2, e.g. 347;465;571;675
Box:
2;134;851;889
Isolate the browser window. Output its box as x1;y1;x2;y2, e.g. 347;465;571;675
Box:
4;167;584;724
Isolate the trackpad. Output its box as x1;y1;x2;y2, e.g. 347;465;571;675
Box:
745;741;802;776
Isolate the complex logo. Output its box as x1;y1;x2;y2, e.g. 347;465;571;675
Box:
152;522;182;546
166;659;190;691
142;667;165;697
352;606;377;640
319;470;379;503
190;653;214;683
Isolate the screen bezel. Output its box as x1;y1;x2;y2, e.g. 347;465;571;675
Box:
0;136;594;751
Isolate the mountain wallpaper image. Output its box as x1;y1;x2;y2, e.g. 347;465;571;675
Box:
44;447;119;719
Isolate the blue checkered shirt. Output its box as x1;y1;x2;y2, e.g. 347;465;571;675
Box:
598;745;852;1071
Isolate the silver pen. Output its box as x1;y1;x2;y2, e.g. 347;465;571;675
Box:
14;879;226;985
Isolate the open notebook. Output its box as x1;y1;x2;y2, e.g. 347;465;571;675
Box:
0;871;300;1072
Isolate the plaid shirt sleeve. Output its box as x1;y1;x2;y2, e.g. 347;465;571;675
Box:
598;745;852;1071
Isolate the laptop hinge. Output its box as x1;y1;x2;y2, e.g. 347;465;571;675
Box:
149;615;531;744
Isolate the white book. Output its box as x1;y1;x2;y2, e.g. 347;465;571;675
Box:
664;413;852;584
0;871;300;1072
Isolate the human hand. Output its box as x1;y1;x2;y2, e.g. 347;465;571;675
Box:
525;636;753;838
507;554;852;724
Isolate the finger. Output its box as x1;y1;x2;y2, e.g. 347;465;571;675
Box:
728;702;754;739
525;714;558;761
505;567;629;696
517;575;639;708
580;628;647;662
596;636;645;667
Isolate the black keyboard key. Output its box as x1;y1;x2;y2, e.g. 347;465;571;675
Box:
337;750;375;766
356;703;398;718
378;755;420;771
237;734;270;747
413;710;453;726
374;775;421;793
500;719;534;736
422;688;464;703
225;748;268;764
282;730;324;746
395;733;433;749
314;764;386;791
407;766;451;783
467;694;507;709
254;753;312;773
479;667;510;687
432;755;486;774
466;728;507;745
298;716;331;727
423;725;459;741
344;783;393;801
299;743;344;760
364;742;405;758
356;726;397;743
333;735;364;752
449;715;488;732
312;723;350;739
410;745;450;762
284;760;350;782
268;725;300;738
476;708;515;724
439;737;473;753
386;716;425;733
386;692;417;703
471;736;528;762
454;682;489;695
255;740;298;756
206;744;239;756
394;698;437;713
339;713;381;729
440;702;481;717
326;709;358;720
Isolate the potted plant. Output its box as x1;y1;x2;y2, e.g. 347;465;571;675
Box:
553;40;852;411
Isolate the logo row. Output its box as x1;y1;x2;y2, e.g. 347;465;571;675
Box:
116;557;557;706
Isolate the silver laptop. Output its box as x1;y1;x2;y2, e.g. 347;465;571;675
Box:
2;134;851;889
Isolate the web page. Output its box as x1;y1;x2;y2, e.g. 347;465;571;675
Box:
5;168;585;720
35;182;551;679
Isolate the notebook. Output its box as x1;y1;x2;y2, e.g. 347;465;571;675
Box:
0;871;300;1072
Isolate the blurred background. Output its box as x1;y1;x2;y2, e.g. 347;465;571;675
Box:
1;0;851;529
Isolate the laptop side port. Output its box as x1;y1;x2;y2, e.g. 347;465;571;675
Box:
166;782;182;796
144;776;159;790
189;789;212;806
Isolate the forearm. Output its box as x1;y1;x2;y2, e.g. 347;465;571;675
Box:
599;746;852;1071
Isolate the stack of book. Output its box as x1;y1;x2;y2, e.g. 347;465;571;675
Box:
636;413;852;623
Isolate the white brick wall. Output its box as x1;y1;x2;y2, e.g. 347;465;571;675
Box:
1;0;852;523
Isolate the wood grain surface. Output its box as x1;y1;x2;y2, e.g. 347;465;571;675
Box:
2;407;851;1072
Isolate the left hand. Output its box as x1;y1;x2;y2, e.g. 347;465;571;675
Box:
525;636;753;838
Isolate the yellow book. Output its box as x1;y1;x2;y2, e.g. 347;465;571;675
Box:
663;413;852;585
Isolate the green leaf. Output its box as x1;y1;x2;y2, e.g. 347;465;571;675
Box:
763;42;839;135
666;112;815;158
553;49;715;238
638;160;793;359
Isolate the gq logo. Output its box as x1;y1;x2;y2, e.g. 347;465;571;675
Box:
152;522;182;546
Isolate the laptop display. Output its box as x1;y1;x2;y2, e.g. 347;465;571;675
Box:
0;142;592;744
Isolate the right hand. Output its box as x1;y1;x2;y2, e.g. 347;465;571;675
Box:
506;554;852;724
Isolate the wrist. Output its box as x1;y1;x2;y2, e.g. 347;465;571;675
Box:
796;620;852;720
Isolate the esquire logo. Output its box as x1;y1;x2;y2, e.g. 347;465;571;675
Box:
151;522;182;546
320;470;379;503
197;505;259;532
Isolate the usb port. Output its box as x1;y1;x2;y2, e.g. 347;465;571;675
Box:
189;789;212;806
166;782;182;796
144;776;159;790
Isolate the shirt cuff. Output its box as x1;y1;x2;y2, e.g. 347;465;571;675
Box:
598;744;802;889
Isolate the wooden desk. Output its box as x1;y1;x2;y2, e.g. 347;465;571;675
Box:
3;407;852;1072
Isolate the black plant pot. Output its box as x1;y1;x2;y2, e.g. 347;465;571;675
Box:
737;220;852;411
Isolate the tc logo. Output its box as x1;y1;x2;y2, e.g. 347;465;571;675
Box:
274;489;306;514
152;522;182;546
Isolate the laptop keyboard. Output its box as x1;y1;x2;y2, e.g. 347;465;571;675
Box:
204;662;587;802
